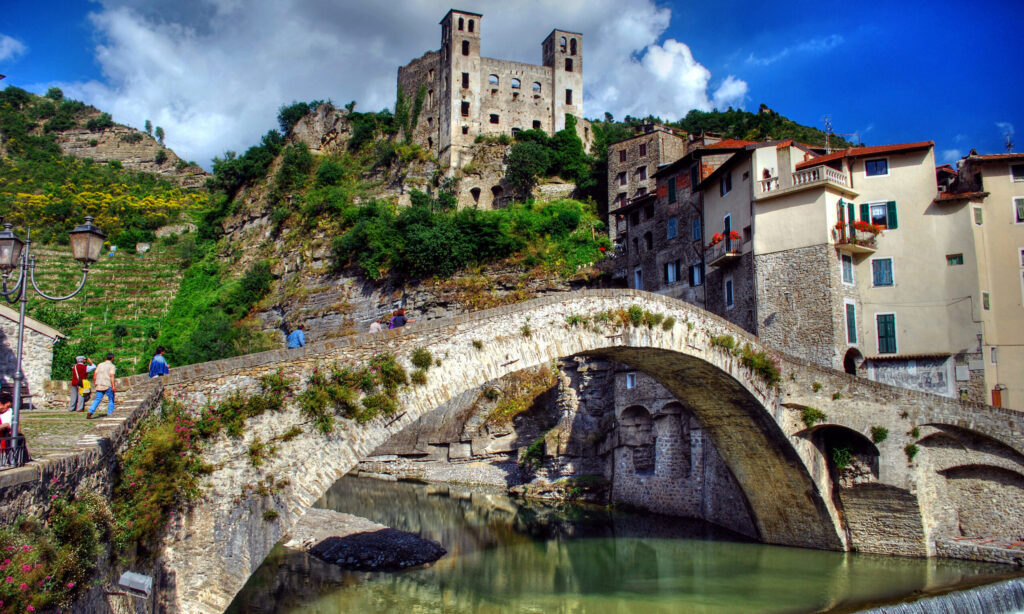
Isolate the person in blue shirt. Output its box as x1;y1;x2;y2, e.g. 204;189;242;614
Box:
287;324;306;349
148;346;170;378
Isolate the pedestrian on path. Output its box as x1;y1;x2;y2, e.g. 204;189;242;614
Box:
287;324;306;349
389;309;412;329
148;346;170;378
0;391;28;463
369;319;382;333
87;353;117;419
69;355;95;412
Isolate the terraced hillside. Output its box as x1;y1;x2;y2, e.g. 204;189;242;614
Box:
29;240;185;376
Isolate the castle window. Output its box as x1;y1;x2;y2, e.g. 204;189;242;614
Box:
462;40;469;56
427;90;434;106
471;187;481;203
489;114;500;124
458;17;464;31
565;89;573;105
462;72;469;89
492;185;503;198
619;150;626;163
428;137;433;149
532;82;541;93
533;120;541;130
468;19;474;33
639;143;647;156
560;36;567;52
462;125;469;134
461;101;470;116
570;38;577;55
565;58;573;72
427;117;433;127
428;69;434;81
511;78;521;89
512;127;521;137
489;74;499;86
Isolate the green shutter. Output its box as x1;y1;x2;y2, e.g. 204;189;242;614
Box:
886;201;898;229
838;201;845;222
1015;198;1024;222
860;203;870;222
847;202;855;233
668;179;676;203
846;303;857;344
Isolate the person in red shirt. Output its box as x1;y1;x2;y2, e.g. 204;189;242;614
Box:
69;356;95;412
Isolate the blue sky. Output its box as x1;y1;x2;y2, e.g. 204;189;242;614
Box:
1;0;1020;167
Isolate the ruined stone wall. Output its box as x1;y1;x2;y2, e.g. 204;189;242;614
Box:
477;58;553;136
607;129;688;234
755;244;837;368
397;51;442;152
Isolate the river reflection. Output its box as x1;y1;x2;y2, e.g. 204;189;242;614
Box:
228;476;1018;614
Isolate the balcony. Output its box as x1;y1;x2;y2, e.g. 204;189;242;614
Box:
833;224;879;254
757;166;857;200
706;240;742;267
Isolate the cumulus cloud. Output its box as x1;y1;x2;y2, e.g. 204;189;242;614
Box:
996;121;1015;137
55;0;746;167
0;34;27;62
746;34;844;66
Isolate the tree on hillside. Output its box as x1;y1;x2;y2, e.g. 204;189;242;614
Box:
45;87;63;101
155;126;165;145
144;119;152;135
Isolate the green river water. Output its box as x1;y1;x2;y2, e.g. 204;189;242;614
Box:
228;476;1019;613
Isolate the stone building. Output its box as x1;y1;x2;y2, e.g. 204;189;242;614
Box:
397;9;589;209
944;151;1024;408
606;123;689;238
0;304;64;407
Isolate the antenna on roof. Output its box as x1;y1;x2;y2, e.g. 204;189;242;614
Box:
1005;130;1015;153
823;114;858;154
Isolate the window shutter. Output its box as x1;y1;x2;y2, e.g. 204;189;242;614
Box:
838;201;845;222
1015;198;1024;221
886;201;898;229
860;203;870;222
688;265;695;286
847;202;855;230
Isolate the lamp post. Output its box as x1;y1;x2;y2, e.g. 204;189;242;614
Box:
0;217;105;467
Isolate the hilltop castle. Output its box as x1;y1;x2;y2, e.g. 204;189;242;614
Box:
397;9;589;207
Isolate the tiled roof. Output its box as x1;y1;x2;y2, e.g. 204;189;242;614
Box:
704;139;757;149
936;163;957;174
795;141;934;170
967;152;1024;162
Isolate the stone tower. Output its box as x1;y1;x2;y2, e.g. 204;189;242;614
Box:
438;9;483;169
542;29;583;133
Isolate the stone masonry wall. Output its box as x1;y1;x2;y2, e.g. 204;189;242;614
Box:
755;244;837;368
0;316;58;405
706;251;757;333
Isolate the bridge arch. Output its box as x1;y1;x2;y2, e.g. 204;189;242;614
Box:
138;290;1023;613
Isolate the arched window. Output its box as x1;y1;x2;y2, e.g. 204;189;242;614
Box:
458;17;464;30
488;74;499;86
462;40;469;56
470;187;481;204
427;89;434;106
468;19;474;32
511;78;521;89
560;36;567;52
532;82;541;93
570;38;577;55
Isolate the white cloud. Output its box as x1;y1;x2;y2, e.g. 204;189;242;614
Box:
746;35;843;67
0;34;27;62
940;149;962;164
996;121;1015;137
56;0;745;167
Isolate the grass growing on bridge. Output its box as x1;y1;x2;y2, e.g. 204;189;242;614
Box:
113;371;294;556
484;366;558;426
298;353;408;432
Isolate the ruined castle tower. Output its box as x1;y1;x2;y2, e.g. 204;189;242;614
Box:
398;9;587;185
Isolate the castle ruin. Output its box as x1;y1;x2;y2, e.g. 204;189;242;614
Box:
398;9;589;208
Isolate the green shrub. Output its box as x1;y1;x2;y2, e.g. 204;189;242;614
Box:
909;426;921;439
870;426;888;444
411;347;433;370
45;86;64;100
904;444;919;461
259;370;294;396
737;343;781;386
801;407;826;428
661;316;676;330
277;100;324;135
120;131;144;143
278;426;303;442
518;434;547;470
410;368;427;385
85;112;114;132
262;509;279;521
812;381;822;392
831;446;852;470
472;339;483;350
710;334;736;350
628;305;644;326
521;323;532;337
154;148;168;164
566;314;587;327
832;391;842;400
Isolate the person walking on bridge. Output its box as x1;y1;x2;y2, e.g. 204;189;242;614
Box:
287;323;306;349
87;353;117;419
148;346;170;378
69;355;95;412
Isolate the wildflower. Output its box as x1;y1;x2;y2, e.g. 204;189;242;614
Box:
28;606;35;612
21;565;30;572
5;576;12;583
20;545;31;552
66;581;75;589
19;582;27;591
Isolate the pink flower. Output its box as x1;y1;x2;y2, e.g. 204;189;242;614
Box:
5;576;13;583
66;581;75;589
18;582;27;591
20;565;30;572
50;495;57;500
2;560;8;565
50;477;58;483
20;545;31;552
27;606;35;612
130;482;135;487
33;564;40;569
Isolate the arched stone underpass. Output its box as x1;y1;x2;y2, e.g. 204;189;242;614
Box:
115;290;1023;613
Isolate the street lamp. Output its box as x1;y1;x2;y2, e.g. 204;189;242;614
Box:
0;217;105;467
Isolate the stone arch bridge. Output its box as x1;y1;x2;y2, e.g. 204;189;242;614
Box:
112;290;1022;613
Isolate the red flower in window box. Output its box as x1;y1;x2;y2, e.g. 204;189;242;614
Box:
707;232;724;248
852;220;882;235
728;230;742;241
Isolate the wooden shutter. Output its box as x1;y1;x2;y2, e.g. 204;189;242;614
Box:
886;201;898;229
847;202;855;230
860;203;870;222
838;200;845;222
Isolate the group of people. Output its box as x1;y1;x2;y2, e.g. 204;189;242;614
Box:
369;308;411;333
67;347;170;418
